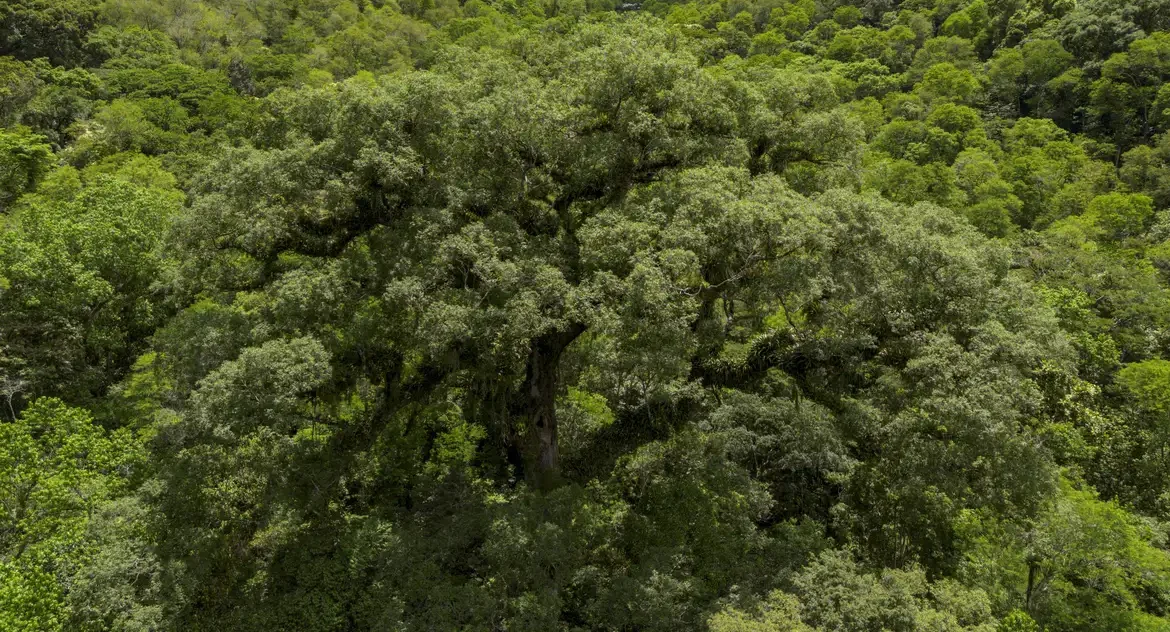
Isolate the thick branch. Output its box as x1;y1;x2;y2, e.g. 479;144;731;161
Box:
691;328;809;388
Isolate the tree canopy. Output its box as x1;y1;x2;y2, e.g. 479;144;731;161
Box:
2;0;1170;630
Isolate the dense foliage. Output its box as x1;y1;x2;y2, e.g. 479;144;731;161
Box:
2;0;1170;629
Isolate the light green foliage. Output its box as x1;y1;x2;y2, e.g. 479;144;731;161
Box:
0;173;179;407
1036;285;1120;381
1118;359;1170;413
709;590;812;631
957;480;1170;631
792;550;999;631
86;26;179;70
67;98;189;161
1083;192;1156;241
916;62;983;105
1121;133;1170;209
0;399;141;632
997;610;1040;632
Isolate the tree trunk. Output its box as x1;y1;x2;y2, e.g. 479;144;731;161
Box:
1025;560;1038;613
521;324;585;489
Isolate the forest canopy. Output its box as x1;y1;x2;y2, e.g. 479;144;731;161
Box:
2;0;1170;630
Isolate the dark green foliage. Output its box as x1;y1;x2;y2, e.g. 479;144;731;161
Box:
0;127;52;211
2;0;1170;630
0;0;101;66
